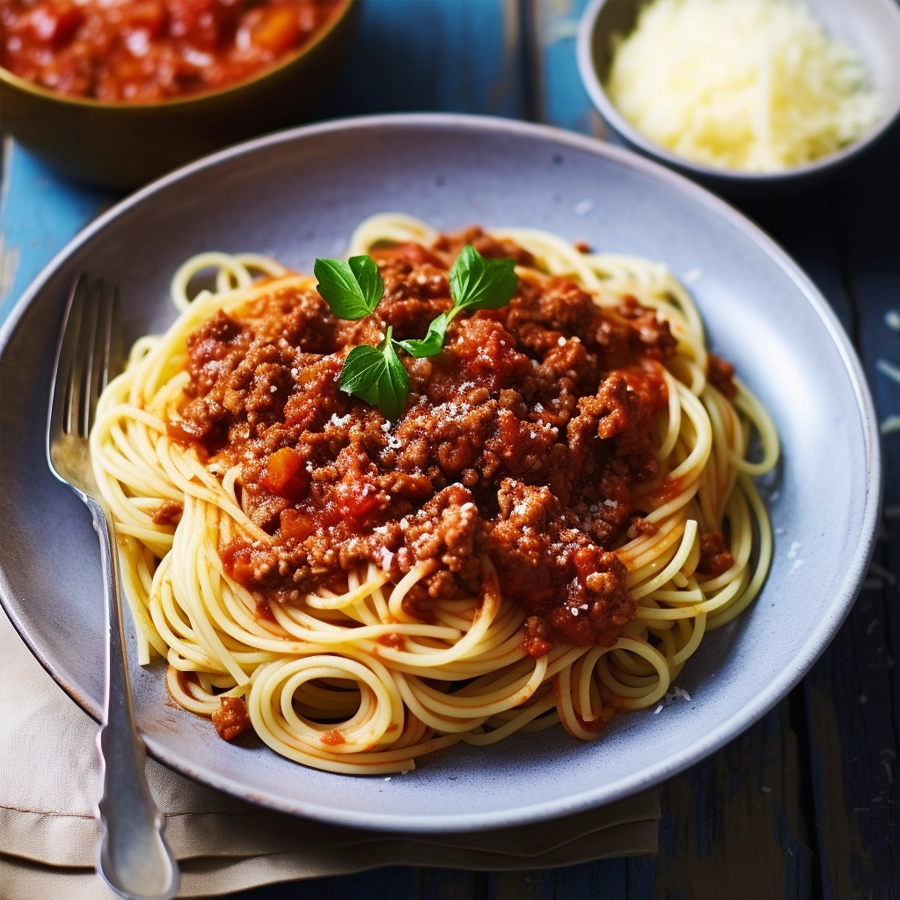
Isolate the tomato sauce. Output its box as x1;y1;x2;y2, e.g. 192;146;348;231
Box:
0;0;340;101
172;229;681;654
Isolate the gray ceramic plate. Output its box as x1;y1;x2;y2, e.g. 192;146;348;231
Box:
0;114;881;832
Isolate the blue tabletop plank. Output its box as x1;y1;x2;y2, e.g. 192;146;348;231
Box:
527;0;604;136
0;140;115;322
323;0;527;120
818;121;900;900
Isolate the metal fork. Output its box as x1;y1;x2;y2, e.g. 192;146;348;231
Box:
47;275;180;900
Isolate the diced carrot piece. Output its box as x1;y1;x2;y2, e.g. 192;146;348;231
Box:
280;508;316;541
248;5;300;54
260;447;308;497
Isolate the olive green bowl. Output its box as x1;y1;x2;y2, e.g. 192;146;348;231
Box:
0;0;357;190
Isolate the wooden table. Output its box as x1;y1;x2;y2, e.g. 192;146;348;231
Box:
1;1;898;897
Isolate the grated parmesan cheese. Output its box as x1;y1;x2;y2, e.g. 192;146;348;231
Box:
606;0;882;172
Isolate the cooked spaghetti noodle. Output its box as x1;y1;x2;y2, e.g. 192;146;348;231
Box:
90;213;778;774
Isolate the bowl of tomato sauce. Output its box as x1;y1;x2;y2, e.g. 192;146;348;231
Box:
0;0;357;189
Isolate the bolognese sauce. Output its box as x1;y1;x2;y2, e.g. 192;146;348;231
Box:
168;229;700;655
0;0;340;101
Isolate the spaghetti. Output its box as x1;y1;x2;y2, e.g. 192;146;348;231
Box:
90;214;778;774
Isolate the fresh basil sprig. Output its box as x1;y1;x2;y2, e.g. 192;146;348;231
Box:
314;245;518;419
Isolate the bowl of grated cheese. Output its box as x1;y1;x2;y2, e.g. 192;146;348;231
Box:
577;0;900;194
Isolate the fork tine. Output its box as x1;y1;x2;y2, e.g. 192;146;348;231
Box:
77;281;101;438
108;285;123;386
84;280;114;436
48;274;88;445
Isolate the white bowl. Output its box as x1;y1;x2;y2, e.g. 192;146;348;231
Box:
577;0;900;195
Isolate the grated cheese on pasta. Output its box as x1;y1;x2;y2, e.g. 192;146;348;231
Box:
606;0;882;172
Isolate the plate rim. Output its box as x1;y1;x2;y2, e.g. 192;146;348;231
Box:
0;112;883;831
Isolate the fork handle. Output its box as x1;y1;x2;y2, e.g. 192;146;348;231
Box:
89;497;180;900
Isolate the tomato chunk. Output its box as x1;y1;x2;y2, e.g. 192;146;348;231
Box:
260;447;309;498
168;0;236;52
335;479;381;520
221;542;257;584
30;2;83;46
124;1;168;39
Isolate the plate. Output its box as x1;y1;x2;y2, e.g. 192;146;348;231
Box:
0;114;881;831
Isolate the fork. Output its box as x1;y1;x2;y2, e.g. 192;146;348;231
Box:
47;275;180;900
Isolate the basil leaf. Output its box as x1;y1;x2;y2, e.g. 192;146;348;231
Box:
349;255;384;309
339;332;410;421
449;245;518;312
378;341;411;421
339;345;386;394
314;255;383;320
396;312;449;358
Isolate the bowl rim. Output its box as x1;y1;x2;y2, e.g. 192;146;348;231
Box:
576;0;900;183
0;0;355;111
0;112;883;830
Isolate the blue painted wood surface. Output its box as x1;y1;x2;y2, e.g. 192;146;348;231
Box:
0;141;115;321
324;0;527;119
2;0;899;897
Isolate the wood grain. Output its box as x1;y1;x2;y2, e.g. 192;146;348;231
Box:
823;119;900;900
324;0;526;119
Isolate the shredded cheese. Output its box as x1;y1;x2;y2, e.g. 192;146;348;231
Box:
606;0;881;172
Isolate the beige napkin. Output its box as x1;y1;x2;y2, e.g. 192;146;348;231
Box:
0;608;659;899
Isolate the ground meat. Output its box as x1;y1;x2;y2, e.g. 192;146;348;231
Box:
320;729;346;746
699;531;734;576
522;615;553;658
211;696;251;741
402;485;481;577
432;226;536;267
151;500;183;525
629;516;658;537
487;479;635;647
707;353;738;399
171;230;687;651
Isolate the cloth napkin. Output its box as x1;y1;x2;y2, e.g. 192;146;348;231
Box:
0;608;660;899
